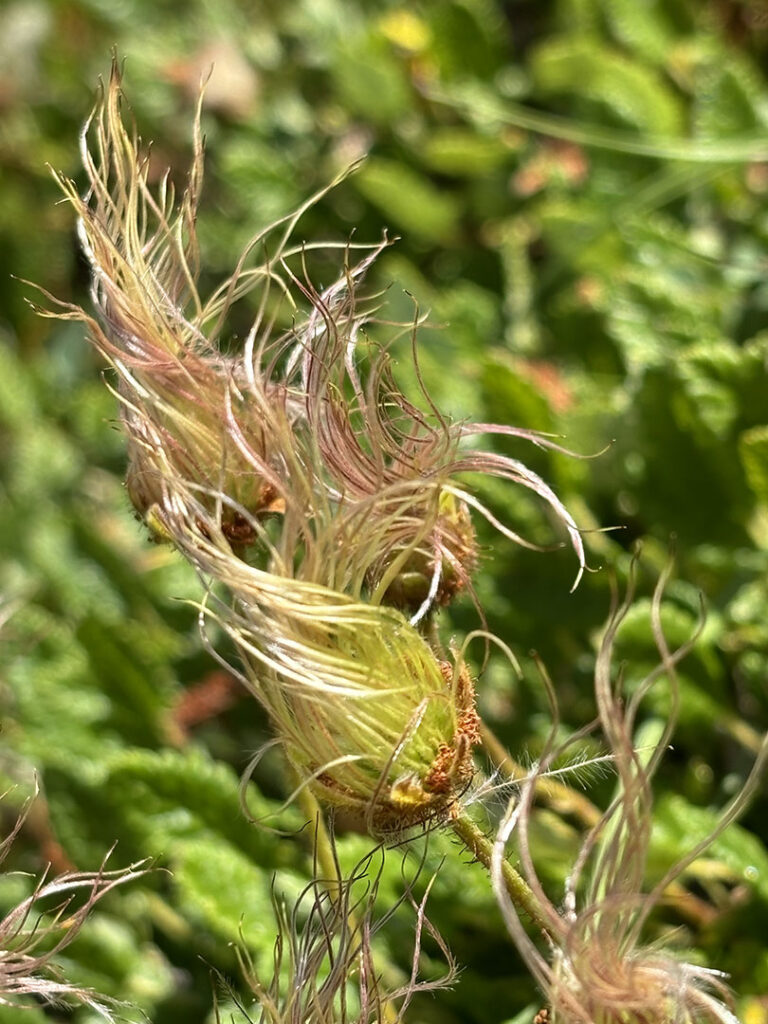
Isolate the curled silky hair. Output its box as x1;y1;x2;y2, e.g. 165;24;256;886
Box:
0;788;147;1018
492;561;768;1024
46;59;587;617
154;481;480;836
214;837;456;1024
281;262;588;621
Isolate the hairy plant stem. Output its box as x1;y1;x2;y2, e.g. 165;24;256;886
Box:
480;724;716;927
451;813;548;931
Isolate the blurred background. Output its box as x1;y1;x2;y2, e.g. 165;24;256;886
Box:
1;1;768;1021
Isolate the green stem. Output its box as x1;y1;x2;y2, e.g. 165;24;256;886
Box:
451;813;548;932
295;783;342;898
294;781;400;1024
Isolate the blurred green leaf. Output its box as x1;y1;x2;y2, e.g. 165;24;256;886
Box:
600;0;676;66
171;835;288;951
739;425;768;504
104;748;292;867
651;793;768;904
330;32;412;124
531;35;684;134
355;158;461;242
421;128;513;177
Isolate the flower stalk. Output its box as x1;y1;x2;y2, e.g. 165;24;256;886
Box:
451;812;548;931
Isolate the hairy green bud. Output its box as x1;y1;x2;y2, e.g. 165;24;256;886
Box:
51;61;286;544
167;495;480;834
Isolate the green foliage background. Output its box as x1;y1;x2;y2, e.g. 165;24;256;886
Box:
1;1;768;1021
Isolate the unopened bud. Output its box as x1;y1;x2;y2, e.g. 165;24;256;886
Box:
53;61;290;546
167;503;480;834
262;599;479;834
371;490;477;613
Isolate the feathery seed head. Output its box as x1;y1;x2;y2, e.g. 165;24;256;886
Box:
289;269;587;616
51;59;288;543
0;792;146;1018
492;566;767;1024
237;583;480;834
